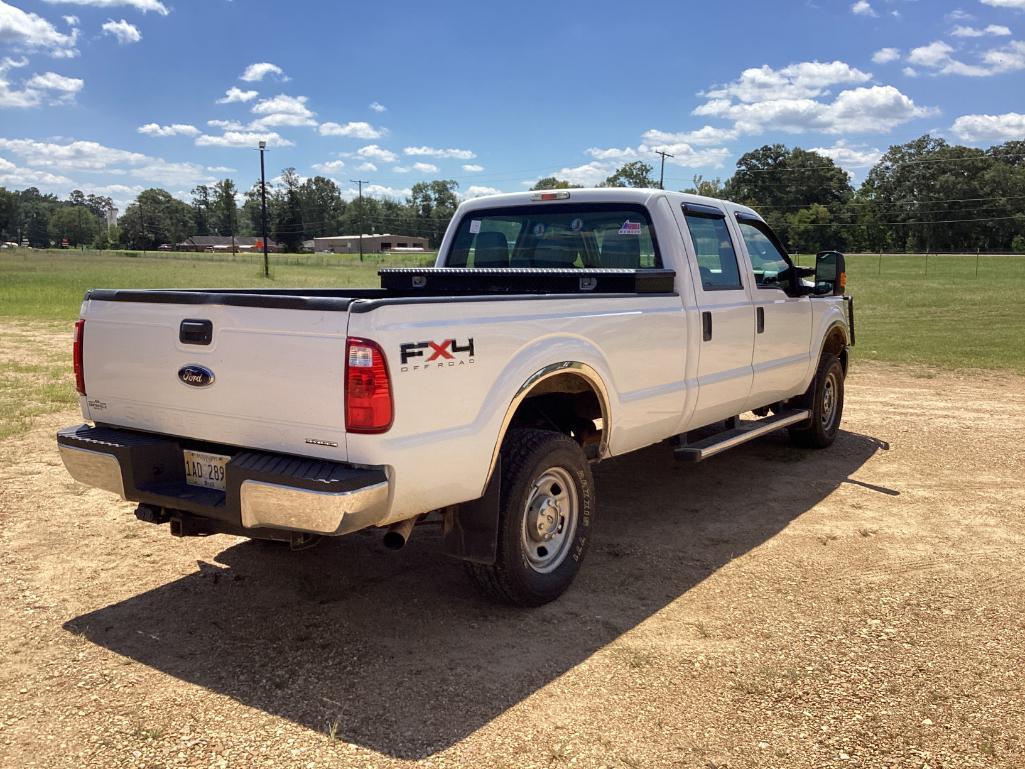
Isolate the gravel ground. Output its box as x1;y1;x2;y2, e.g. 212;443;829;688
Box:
1;359;1023;769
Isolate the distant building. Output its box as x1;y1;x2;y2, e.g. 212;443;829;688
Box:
313;234;428;254
177;235;279;252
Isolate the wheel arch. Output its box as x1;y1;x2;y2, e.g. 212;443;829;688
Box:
819;321;850;375
481;361;611;493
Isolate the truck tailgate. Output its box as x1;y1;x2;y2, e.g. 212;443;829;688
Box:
80;296;350;460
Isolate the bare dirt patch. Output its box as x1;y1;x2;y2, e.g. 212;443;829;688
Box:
1;360;1024;768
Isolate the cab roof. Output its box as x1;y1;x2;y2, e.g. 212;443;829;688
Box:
456;187;762;221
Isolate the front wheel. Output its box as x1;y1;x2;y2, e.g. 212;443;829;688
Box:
466;428;595;606
788;353;845;448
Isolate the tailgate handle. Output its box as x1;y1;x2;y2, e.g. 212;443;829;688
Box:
180;319;213;346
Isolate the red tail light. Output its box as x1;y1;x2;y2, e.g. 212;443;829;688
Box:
345;337;392;433
73;319;86;396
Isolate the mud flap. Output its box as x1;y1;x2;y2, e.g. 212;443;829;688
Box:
442;456;501;565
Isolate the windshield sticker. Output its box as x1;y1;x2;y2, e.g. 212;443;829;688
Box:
570;217;583;232
469;219;481;234
618;220;642;236
532;223;546;237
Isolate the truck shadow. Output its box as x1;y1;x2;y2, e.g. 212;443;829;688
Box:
64;429;889;759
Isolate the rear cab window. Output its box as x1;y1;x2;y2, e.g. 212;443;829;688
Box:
443;203;662;269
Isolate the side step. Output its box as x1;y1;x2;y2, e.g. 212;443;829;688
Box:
674;409;810;463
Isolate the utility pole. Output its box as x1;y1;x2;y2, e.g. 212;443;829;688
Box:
654;149;674;190
258;140;269;277
350;179;368;262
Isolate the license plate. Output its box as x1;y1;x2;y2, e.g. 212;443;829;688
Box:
183;449;229;491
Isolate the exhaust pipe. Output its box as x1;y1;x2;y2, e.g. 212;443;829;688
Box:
382;516;417;550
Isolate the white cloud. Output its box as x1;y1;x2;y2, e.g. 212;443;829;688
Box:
462;163;484;172
0;2;79;58
240;62;287;82
369;101;386;112
312;159;345;173
249;93;316;129
951;112;1025;142
947;9;975;21
951;24;1012;37
207;118;243;130
355;162;377;172
1;65;83;107
41;0;168;13
403;145;476;160
341;183;411;201
411;161;438;174
872;47;901;64
251;93;312;117
908;39;1025;76
903;66;919;77
807;139;883;170
319;121;384;139
699;61;871;107
194;130;294;148
62;14;78;24
693;60;933;135
357;144;397;163
216;86;257;104
0;136;221;191
536;161;612;188
851;1;877;16
585;141;731;169
642;126;738;146
137;122;199;137
465;185;502;198
101;18;140;44
0;157;74;188
980;0;1025;8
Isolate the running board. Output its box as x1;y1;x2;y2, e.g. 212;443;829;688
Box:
674;409;811;463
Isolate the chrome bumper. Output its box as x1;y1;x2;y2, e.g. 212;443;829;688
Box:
56;424;390;537
239;478;389;535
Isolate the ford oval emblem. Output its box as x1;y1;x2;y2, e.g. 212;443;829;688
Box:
178;364;215;388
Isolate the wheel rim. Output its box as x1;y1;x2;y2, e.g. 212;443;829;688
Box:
520;466;579;574
821;371;839;430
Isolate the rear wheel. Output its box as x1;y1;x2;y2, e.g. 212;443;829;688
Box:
466;428;595;606
788;353;844;448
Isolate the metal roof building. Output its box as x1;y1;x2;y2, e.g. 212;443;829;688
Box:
313;234;427;254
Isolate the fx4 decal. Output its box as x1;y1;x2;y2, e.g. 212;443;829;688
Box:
400;338;476;372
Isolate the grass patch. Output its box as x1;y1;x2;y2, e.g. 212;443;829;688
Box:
0;249;1023;439
0;248;434;322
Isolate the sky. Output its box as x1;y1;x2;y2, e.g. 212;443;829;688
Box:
1;0;1024;213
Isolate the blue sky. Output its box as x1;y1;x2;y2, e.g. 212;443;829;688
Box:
1;0;1023;211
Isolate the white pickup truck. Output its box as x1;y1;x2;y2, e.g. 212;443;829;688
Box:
58;188;854;605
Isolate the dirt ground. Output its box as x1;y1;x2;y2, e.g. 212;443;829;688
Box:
1;360;1024;769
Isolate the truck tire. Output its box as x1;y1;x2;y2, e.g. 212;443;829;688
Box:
466;428;595;606
788;353;844;449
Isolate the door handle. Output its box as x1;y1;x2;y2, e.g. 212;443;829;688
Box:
702;311;712;342
756;306;765;334
180;319;213;345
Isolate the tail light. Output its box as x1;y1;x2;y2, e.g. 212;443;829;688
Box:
73;319;86;396
345;337;392;433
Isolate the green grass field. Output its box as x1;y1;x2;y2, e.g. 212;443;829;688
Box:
1;248;1023;438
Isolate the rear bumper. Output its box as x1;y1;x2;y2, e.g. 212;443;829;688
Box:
57;424;390;536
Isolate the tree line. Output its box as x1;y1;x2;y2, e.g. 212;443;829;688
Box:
537;134;1025;254
0;134;1022;254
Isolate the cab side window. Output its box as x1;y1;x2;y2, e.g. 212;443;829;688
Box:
684;213;743;291
738;221;792;289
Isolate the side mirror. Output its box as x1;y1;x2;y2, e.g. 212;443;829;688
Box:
814;251;846;296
